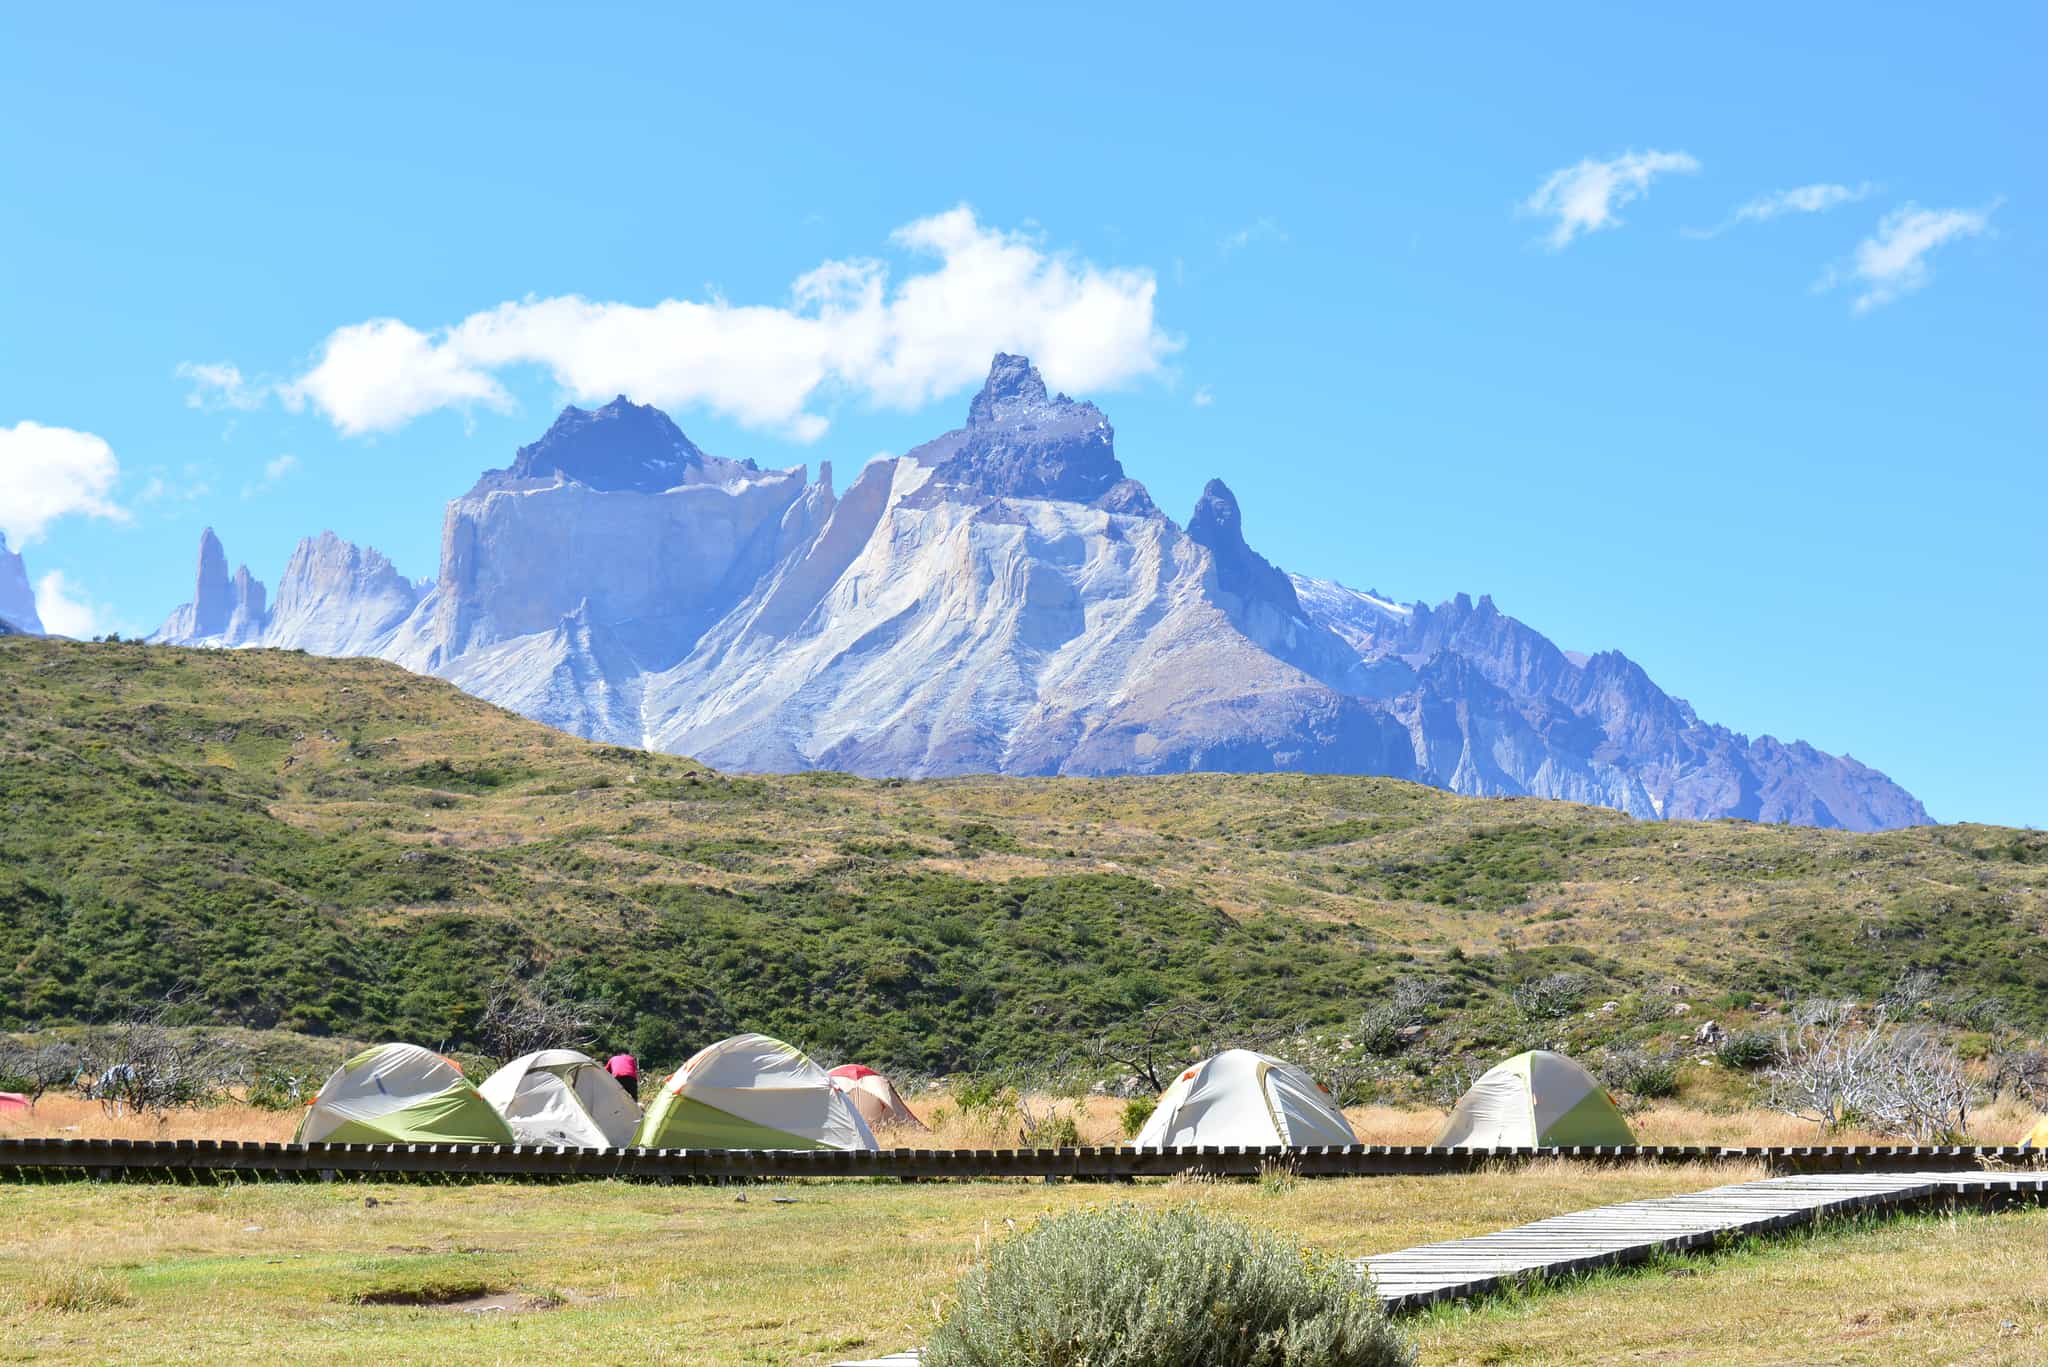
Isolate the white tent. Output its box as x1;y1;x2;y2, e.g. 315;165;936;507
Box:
296;1043;514;1145
1434;1050;1636;1148
1129;1049;1357;1149
828;1065;927;1132
635;1033;879;1151
479;1049;641;1148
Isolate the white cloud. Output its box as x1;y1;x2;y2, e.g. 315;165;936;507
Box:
1820;201;1998;312
1686;181;1874;238
176;362;266;412
1219;217;1287;254
263;206;1174;441
0;421;130;546
34;570;112;639
241;453;300;499
1520;150;1701;249
1191;385;1214;408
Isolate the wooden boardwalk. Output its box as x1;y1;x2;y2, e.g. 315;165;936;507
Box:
833;1168;2046;1367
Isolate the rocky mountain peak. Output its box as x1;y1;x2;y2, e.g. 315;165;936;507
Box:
909;353;1129;505
1188;478;1302;616
0;530;43;634
501;396;756;493
968;353;1051;426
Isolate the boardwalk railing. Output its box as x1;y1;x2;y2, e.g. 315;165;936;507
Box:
0;1137;2038;1183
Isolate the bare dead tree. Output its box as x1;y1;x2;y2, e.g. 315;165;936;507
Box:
1765;1001;1974;1140
1765;1000;1891;1131
474;968;604;1063
1091;999;1294;1094
1988;1048;2048;1107
74;1010;247;1118
1864;1027;1971;1141
0;1041;84;1107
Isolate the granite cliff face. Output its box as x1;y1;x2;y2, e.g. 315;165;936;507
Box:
147;357;1931;830
0;533;42;635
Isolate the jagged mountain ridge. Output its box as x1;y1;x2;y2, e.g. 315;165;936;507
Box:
148;355;1931;830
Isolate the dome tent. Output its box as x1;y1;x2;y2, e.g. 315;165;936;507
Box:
1435;1050;1636;1148
480;1049;640;1147
635;1033;878;1151
827;1064;927;1132
296;1043;514;1145
2025;1113;2048;1148
1129;1049;1358;1149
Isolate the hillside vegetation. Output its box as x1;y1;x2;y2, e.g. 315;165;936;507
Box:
1;638;2042;1083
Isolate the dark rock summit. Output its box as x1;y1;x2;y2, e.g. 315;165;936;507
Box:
909;353;1128;504
495;396;758;493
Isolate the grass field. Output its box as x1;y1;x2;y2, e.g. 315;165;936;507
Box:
3;638;2045;1094
0;1167;2040;1365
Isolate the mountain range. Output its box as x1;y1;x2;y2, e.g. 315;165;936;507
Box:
131;353;1929;830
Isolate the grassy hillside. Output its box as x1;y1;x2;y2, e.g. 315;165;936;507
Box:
1;638;2042;1083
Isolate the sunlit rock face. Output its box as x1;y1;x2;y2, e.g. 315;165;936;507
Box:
143;355;1930;831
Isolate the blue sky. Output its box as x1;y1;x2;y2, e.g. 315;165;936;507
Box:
2;4;2040;825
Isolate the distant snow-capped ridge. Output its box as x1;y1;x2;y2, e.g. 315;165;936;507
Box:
147;353;1931;831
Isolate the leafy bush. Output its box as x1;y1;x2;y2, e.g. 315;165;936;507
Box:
1600;1047;1681;1103
922;1205;1412;1367
1715;1030;1779;1072
1120;1094;1158;1138
245;1067;320;1110
1511;972;1591;1020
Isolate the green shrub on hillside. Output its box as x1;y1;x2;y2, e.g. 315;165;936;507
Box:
922;1205;1412;1367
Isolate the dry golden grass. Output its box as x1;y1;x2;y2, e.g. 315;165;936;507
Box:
0;1096;298;1143
6;1091;2039;1149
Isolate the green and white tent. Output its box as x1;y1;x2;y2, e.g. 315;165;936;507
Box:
1435;1050;1636;1148
480;1049;641;1148
295;1043;514;1146
634;1033;878;1151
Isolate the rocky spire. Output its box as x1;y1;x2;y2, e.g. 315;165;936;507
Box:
1187;479;1303;616
967;353;1050;427
0;530;43;634
191;528;234;637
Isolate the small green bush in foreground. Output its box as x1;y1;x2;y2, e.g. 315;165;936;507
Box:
923;1204;1413;1367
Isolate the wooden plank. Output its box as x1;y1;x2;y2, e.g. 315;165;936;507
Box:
832;1168;2048;1366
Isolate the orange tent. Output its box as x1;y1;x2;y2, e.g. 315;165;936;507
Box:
827;1065;926;1132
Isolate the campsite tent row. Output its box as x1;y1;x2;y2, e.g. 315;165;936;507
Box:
294;1035;924;1151
294;1037;1642;1152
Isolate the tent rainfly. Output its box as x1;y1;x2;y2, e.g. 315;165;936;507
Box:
1435;1049;1636;1148
480;1049;641;1147
827;1064;927;1132
2026;1114;2048;1149
634;1033;878;1151
295;1043;514;1145
1130;1049;1358;1149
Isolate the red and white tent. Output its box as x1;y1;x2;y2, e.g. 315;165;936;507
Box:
827;1065;926;1132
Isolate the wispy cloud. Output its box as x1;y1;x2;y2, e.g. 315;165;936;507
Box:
1685;181;1875;238
1191;385;1214;408
1218;217;1287;255
241;453;299;499
201;208;1175;442
1818;201;1999;313
1520;149;1700;249
0;421;129;546
176;361;267;412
